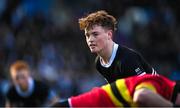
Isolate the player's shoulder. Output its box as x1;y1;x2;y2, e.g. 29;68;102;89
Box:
35;80;48;87
34;80;50;91
119;45;139;55
6;85;16;98
118;45;141;60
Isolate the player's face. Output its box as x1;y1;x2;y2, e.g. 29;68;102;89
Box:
11;69;30;91
85;25;112;54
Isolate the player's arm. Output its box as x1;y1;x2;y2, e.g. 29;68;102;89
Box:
51;99;70;107
133;88;173;107
5;92;12;108
52;87;115;107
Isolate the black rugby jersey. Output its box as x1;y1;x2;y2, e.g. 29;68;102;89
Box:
96;45;157;83
6;80;50;107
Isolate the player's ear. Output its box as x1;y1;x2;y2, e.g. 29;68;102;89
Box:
107;30;113;40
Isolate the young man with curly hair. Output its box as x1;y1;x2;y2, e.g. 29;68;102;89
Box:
78;10;157;83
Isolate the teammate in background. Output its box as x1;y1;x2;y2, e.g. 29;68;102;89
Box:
78;10;157;83
52;74;180;107
6;60;58;107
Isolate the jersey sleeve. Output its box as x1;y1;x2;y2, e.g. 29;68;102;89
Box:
69;87;115;107
102;78;139;107
123;52;156;76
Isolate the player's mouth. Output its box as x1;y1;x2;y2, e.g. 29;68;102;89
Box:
89;44;96;49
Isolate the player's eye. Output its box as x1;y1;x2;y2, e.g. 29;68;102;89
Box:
92;33;98;37
15;75;26;80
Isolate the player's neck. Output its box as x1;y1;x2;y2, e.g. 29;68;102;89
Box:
98;41;114;64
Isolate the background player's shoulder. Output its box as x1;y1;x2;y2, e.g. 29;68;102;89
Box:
33;80;50;98
34;80;49;89
6;85;17;99
7;84;15;93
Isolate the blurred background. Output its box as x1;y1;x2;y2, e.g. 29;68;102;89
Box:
0;0;180;106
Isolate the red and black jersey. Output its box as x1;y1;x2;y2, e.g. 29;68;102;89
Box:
102;74;176;107
69;88;115;107
69;74;178;107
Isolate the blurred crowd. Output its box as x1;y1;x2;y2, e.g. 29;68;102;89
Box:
0;0;180;106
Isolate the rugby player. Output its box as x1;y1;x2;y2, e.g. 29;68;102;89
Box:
78;10;157;83
6;60;57;107
52;74;180;107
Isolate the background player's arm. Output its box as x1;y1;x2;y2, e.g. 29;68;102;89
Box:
5;94;11;108
133;88;173;107
5;100;10;108
44;90;59;106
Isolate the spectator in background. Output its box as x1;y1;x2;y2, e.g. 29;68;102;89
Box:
6;60;58;107
78;10;157;83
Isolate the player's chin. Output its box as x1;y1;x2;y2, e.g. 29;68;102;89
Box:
90;49;98;53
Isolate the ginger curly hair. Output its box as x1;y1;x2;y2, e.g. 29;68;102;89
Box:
79;10;117;31
10;60;30;72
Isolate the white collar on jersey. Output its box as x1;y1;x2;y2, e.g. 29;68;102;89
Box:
15;77;34;97
100;43;119;68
